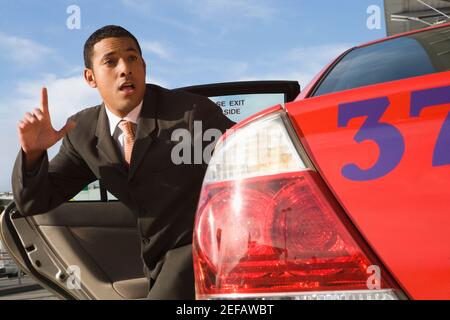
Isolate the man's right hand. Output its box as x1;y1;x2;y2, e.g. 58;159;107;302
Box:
18;87;76;170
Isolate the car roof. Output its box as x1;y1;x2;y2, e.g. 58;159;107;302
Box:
357;21;450;49
295;21;450;101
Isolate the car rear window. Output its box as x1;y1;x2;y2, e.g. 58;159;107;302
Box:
313;25;450;97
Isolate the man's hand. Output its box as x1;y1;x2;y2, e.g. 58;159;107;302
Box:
18;87;76;170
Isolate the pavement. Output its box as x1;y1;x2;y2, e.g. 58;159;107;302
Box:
0;275;58;300
0;288;58;300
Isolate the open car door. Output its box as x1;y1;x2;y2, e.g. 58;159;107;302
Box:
0;80;300;300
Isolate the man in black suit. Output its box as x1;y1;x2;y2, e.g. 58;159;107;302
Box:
12;25;234;299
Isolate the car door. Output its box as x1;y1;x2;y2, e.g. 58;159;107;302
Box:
0;80;300;300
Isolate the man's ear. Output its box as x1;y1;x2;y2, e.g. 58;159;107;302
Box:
84;68;97;88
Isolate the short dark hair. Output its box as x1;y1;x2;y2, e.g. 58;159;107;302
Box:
83;25;142;69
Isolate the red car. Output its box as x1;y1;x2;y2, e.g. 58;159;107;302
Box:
193;23;450;300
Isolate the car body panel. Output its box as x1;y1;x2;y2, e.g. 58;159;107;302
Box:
286;70;450;299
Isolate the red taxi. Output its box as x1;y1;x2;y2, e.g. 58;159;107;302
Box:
193;23;450;300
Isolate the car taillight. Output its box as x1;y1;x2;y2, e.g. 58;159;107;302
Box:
193;110;402;300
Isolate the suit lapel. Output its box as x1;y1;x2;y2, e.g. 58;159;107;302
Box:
95;104;128;175
129;85;157;180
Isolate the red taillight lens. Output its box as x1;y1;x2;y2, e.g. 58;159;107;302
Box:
194;111;400;299
194;171;390;297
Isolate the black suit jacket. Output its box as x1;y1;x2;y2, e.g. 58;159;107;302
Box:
12;84;235;298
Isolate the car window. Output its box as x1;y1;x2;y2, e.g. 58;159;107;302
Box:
107;191;118;201
209;93;285;123
313;26;450;97
71;180;101;201
71;180;118;201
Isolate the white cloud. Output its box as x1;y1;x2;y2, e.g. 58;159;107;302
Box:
9;75;99;167
120;1;200;34
14;74;101;130
0;74;101;191
0;32;53;65
179;0;276;37
122;0;274;20
236;43;353;89
121;0;151;11
287;44;351;71
185;0;275;20
152;16;201;35
151;56;252;87
141;41;171;60
146;76;170;88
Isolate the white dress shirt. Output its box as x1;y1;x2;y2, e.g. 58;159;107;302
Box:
104;101;143;160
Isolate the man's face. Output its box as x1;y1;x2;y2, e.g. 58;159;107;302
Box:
85;37;146;117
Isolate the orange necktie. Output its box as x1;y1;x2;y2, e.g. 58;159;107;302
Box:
118;120;136;167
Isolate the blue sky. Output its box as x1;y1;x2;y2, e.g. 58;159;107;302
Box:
0;0;386;191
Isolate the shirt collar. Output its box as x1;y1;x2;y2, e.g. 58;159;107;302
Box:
104;101;143;136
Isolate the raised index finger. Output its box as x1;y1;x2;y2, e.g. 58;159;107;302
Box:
41;87;49;114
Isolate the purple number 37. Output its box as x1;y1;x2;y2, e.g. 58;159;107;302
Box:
338;85;450;181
